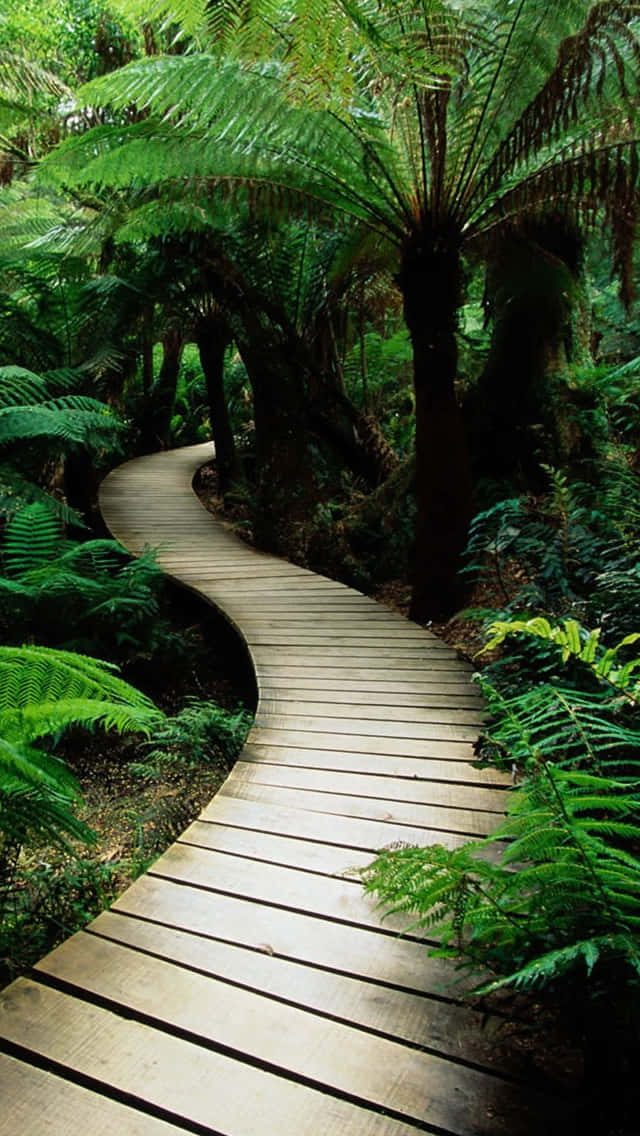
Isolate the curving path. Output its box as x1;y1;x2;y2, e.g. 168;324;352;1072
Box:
0;444;559;1135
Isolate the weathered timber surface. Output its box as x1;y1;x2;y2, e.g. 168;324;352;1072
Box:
0;442;568;1135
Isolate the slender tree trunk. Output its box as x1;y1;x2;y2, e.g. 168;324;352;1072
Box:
195;315;239;496
141;304;154;395
141;329;183;452
467;223;592;483
398;236;472;624
237;335;314;554
64;448;98;530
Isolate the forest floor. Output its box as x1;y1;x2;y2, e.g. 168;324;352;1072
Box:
0;583;256;989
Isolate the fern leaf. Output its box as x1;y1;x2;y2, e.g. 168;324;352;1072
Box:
3;503;64;577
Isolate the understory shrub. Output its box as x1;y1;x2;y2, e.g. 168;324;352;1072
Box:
130;697;252;782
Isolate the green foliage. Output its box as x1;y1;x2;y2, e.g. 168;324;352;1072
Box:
0;363;124;537
0;525;166;658
0;856;118;984
0;364;123;453
2;502;64;575
481;616;640;690
0;643;162;868
0;0;141;87
0;463;82;527
343;326;414;455
130;697;251;781
464;463;640;628
363;625;640;998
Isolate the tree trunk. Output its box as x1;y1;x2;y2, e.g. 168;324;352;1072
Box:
141;304;154;395
398;236;472;624
141;329;183;452
195;315;240;496
237;334;315;556
467;224;592;484
64;448;98;530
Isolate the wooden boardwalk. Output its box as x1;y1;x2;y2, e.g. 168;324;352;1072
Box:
0;443;561;1134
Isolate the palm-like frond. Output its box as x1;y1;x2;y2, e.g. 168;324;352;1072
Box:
0;645;160;724
0;365;124;452
0;401;122;450
46;1;640;262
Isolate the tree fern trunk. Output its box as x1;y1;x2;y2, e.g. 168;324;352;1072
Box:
141;329;184;452
237;334;315;556
64;448;98;529
195;315;239;497
141;303;154;395
398;235;472;624
467;225;588;484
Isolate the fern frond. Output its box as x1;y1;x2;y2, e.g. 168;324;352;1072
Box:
0;646;160;724
0;404;122;451
0;464;83;526
3;503;65;577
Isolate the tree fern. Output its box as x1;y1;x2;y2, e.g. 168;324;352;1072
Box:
46;0;640;620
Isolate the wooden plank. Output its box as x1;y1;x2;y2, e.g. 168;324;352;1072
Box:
238;623;446;639
179;818;375;874
258;672;480;695
111;872;461;996
199;793;476;852
176;567;317;580
179;815;497;870
252;645;471;666
219;779;498;836
0;980;419;1136
227;761;507;812
33;933;542;1136
147;842;416;936
246;724;476;760
239;613;418;625
254;661;472;682
240;742;504;786
246;635;461;652
244;625;452;642
260;696;484;720
224;600;398;614
88;911;512;1072
253;711;481;742
261;685;483;708
197;578;358;594
0;1053;187;1136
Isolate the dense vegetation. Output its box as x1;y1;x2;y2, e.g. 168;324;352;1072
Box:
2;0;640;1129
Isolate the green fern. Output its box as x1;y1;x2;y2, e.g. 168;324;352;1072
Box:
481;617;640;699
0;644;164;861
0;524;164;657
2;503;65;577
0;463;83;526
0;365;123;454
363;619;640;999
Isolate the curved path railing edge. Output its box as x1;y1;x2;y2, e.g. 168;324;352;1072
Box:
0;442;568;1136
